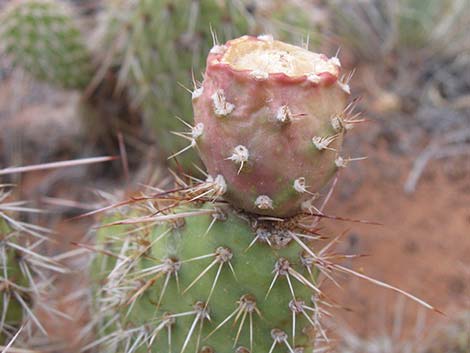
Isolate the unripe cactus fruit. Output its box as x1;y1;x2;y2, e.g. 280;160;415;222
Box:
0;0;93;89
192;36;351;217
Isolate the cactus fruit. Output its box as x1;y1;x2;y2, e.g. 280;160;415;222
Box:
0;0;93;89
97;0;320;171
192;35;354;217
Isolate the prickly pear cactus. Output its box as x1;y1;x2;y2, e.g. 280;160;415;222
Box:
191;35;355;217
90;35;437;353
0;0;93;89
92;199;329;353
396;0;445;48
89;35;358;353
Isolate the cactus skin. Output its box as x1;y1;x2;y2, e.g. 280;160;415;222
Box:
0;0;93;89
94;203;322;353
193;36;350;217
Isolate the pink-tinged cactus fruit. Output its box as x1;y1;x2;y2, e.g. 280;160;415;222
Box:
193;35;350;217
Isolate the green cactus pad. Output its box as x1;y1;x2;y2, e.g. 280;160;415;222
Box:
0;0;93;89
93;202;326;353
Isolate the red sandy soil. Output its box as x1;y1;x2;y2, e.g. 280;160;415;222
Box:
323;142;470;342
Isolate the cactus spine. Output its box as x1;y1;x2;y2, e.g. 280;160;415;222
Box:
90;36;358;353
0;0;94;89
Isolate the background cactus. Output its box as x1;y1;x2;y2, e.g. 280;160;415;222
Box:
325;0;470;191
0;220;25;344
0;185;65;345
0;0;143;169
0;0;322;172
0;0;94;89
326;0;468;61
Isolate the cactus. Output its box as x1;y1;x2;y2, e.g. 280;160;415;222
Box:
0;221;25;344
0;0;141;167
0;0;322;171
0;0;94;89
89;35;440;353
396;0;445;48
255;1;325;48
87;36;358;353
0;185;64;345
192;35;356;217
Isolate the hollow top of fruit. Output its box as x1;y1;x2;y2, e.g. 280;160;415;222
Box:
219;35;339;78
